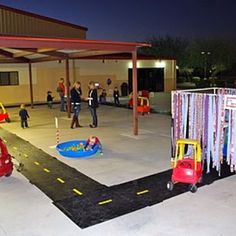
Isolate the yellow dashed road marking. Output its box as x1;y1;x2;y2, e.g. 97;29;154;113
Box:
24;154;28;158
73;188;83;196
57;178;65;184
43;168;50;173
136;190;149;195
13;146;17;150
98;199;112;205
34;161;40;166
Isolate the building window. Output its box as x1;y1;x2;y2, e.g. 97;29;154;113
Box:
0;71;19;86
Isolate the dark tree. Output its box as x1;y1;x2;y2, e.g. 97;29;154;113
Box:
139;35;189;67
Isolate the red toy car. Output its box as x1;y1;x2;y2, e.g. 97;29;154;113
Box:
0;103;11;123
137;96;150;115
0;138;13;177
167;139;203;193
128;91;150;115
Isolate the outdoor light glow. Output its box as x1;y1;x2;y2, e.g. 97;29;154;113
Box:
176;65;179;69
155;61;166;68
128;61;140;68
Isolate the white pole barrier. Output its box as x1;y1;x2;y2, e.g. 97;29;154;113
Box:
55;117;59;144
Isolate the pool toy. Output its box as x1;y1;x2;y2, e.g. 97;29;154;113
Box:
56;136;102;158
167;139;203;193
0;103;10;122
0;138;13;177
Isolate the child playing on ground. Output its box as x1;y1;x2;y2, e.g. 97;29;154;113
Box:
99;89;107;104
19;104;30;128
84;136;102;154
47;91;54;109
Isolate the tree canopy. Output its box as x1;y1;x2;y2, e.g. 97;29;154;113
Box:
139;35;236;77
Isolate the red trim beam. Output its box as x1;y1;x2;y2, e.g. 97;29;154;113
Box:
0;36;150;52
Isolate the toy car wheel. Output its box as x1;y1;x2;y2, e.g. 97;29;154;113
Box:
167;181;174;191
198;176;203;183
5;118;11;123
189;185;198;193
5;172;12;177
17;163;24;172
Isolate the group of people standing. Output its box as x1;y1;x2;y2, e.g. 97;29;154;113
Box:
57;78;98;129
99;86;120;105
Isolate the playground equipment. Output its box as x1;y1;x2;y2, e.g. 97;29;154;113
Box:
172;87;236;174
128;90;150;115
0;138;13;177
167;139;203;193
56;136;102;158
137;96;150;115
0;103;10;122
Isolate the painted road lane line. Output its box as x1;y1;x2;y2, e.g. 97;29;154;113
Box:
136;189;149;195
34;161;40;166
98;199;113;205
43;168;50;173
73;188;83;196
57;178;65;184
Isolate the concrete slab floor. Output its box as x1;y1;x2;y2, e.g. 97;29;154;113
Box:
0;104;236;236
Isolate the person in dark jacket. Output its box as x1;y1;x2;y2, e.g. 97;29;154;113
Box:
70;81;82;129
47;91;54;109
19;104;29;128
87;81;98;128
113;87;120;105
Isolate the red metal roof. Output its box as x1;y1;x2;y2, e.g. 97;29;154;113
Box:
0;35;151;63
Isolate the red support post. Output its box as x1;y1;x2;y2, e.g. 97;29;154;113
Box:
28;62;34;108
132;50;138;135
65;59;71;118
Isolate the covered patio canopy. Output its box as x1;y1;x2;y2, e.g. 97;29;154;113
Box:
0;35;151;135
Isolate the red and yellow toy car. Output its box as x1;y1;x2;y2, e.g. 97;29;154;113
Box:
128;91;150;115
137;96;150;115
167;139;203;193
0;103;10;123
0;138;13;177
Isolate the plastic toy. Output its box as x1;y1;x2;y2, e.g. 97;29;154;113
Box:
0;103;10;122
56;136;102;158
167;139;203;193
128;91;150;115
137;96;150;115
0;138;13;177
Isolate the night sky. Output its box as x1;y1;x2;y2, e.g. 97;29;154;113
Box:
0;0;235;42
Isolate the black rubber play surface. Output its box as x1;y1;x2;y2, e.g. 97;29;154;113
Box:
0;128;235;228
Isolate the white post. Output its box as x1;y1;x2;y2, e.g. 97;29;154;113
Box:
55;117;59;144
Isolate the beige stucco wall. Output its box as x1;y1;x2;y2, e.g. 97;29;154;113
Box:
0;59;176;106
0;8;86;39
164;60;177;92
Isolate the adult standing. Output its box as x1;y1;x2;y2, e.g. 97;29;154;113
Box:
113;86;120;105
88;81;98;128
57;78;65;111
70;81;82;129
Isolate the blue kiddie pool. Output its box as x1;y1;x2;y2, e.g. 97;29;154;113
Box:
56;140;102;158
